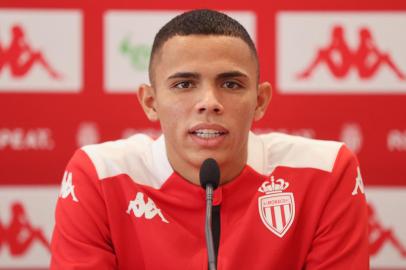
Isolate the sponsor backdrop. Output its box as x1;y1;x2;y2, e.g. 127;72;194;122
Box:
0;0;405;269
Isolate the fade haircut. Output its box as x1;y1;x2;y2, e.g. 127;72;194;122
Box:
148;9;259;85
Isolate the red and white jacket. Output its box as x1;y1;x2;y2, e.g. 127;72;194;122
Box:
51;132;369;269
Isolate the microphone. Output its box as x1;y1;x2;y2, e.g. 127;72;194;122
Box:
199;158;220;270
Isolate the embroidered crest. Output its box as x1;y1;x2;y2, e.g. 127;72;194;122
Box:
258;176;295;238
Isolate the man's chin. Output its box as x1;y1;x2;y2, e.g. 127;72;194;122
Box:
188;150;227;167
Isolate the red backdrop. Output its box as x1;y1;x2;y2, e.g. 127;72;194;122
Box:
1;0;405;269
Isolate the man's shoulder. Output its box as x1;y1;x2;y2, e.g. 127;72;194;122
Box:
75;134;171;188
248;132;344;175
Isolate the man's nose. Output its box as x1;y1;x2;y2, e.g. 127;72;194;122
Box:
196;87;224;114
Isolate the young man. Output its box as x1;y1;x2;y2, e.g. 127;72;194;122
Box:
51;9;369;269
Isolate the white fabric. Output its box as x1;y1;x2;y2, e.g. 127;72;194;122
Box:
82;132;343;188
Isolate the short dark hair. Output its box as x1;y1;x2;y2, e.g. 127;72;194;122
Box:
149;9;258;84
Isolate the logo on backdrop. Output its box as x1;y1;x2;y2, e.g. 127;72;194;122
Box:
297;26;406;81
258;176;295;238
368;203;406;258
0;25;61;79
0;128;55;151
0;202;50;256
387;129;406;152
277;12;406;93
104;10;256;93
0;9;82;92
76;122;100;147
340;123;363;154
120;36;151;71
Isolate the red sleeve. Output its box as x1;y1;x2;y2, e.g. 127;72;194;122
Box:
305;145;369;270
50;149;117;269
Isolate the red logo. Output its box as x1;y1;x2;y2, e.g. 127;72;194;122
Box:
297;26;406;80
0;25;62;79
368;203;406;257
0;202;50;256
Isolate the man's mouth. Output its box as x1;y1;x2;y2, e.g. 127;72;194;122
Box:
190;129;227;139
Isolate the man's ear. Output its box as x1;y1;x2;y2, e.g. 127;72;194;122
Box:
137;84;159;122
254;82;272;121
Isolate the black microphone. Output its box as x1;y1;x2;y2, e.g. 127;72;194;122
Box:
199;158;220;270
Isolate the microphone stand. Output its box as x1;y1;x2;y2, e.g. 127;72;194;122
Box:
205;184;217;270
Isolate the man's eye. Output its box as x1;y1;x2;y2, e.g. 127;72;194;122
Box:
222;81;241;89
174;81;193;89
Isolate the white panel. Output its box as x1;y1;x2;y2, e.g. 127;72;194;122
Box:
0;9;82;92
277;12;406;93
0;186;59;268
366;187;406;268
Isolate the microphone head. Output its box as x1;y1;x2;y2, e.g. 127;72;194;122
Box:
199;158;220;190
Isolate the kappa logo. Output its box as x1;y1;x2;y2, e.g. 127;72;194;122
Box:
127;192;169;223
0;202;50;256
258;176;295;238
59;171;79;202
368;203;406;258
352;166;365;196
297;26;406;81
0;25;62;79
277;12;406;93
0;10;82;92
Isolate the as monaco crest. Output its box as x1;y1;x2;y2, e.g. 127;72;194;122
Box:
258;177;295;238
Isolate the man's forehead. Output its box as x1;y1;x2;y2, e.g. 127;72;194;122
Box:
150;34;258;84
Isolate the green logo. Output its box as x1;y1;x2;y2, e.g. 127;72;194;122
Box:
120;36;151;71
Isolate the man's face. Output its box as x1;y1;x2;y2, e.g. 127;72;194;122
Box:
141;35;270;182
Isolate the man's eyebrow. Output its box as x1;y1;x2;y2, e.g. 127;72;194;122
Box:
167;72;200;80
216;71;249;79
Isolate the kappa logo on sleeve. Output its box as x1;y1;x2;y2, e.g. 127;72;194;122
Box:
352;166;365;196
59;171;79;202
258;176;295;238
127;192;169;223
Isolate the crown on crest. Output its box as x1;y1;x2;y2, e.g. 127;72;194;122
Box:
258;176;289;194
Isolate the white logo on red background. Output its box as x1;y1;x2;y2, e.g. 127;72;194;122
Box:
127;192;169;223
0;186;59;268
277;12;406;93
59;171;79;202
258;176;295;237
0;9;82;92
351;167;365;196
367;187;406;268
104;10;256;93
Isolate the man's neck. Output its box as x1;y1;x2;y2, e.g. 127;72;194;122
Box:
165;146;248;186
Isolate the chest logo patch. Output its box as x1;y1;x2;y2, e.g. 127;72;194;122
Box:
258;176;295;238
127;192;169;223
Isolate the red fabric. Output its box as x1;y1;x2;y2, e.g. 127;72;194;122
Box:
50;140;368;269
